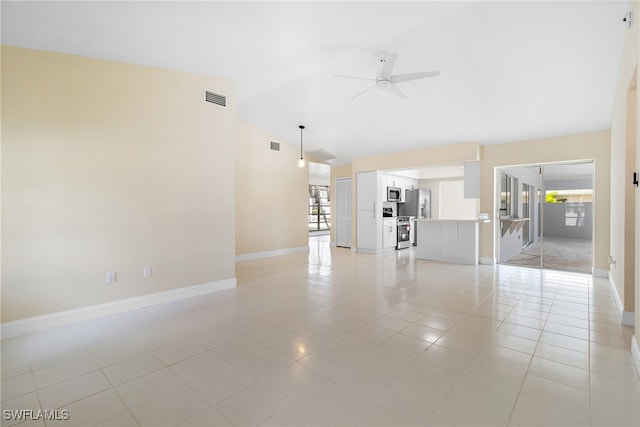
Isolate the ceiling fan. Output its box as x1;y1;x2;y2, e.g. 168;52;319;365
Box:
335;51;440;100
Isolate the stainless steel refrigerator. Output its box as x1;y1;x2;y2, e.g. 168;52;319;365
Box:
398;188;431;245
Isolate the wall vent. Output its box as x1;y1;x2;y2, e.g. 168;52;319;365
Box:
270;141;280;151
204;90;227;107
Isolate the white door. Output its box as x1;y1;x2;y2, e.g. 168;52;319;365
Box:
335;178;352;248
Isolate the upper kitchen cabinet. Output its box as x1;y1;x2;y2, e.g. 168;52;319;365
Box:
464;161;480;199
382;173;419;203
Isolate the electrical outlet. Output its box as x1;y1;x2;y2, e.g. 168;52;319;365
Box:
143;266;152;278
106;271;116;284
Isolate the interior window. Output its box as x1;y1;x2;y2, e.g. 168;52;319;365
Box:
500;173;512;217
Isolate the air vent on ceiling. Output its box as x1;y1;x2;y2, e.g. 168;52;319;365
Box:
204;90;227;107
270;141;280;151
307;149;337;162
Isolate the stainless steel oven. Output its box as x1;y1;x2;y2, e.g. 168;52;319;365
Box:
397;216;411;249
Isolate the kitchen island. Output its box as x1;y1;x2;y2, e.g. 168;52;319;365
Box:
415;219;480;265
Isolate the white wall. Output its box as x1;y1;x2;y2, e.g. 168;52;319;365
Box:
543;203;593;239
438;180;478;220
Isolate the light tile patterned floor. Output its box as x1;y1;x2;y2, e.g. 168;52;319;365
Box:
2;237;639;426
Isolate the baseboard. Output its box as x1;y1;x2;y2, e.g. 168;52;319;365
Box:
235;246;308;262
607;275;635;326
609;275;624;316
0;278;236;339
593;268;609;278
622;311;635;327
356;248;378;254
479;257;496;265
632;336;640;379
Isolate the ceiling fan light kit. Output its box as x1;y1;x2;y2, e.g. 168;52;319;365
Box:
335;51;440;100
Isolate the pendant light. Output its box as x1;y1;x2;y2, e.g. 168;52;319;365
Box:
298;124;305;168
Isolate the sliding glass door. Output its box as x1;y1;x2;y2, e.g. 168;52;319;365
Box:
497;162;594;274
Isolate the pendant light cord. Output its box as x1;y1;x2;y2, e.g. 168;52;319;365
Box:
299;125;305;160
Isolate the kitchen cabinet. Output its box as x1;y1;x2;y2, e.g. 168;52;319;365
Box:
382;174;419;203
417;220;441;260
358;171;380;210
415;219;479;265
382;219;397;249
356;171;382;252
464;161;480;199
457;222;478;260
441;222;458;258
357;210;379;251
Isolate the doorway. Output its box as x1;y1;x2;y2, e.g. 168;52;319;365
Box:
308;162;331;236
497;161;594;274
335;177;352;248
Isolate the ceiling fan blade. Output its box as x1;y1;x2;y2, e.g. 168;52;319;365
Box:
387;84;407;99
390;71;440;84
334;74;376;81
351;84;378;100
380;52;398;79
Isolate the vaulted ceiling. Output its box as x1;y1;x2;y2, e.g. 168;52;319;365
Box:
1;1;630;165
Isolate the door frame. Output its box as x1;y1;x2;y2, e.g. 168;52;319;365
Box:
334;177;353;248
495;160;595;272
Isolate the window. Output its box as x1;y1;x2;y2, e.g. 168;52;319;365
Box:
500;173;513;217
565;203;586;227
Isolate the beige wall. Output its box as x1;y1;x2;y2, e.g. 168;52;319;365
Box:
329;164;352;244
611;83;636;315
480;131;610;270
1;46;236;322
235;119;308;256
609;1;639;333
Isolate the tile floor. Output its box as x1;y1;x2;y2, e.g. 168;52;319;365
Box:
2;237;639;426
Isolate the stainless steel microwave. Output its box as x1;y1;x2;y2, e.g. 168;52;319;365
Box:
387;186;401;202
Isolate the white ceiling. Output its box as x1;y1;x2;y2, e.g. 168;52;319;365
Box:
1;1;630;165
